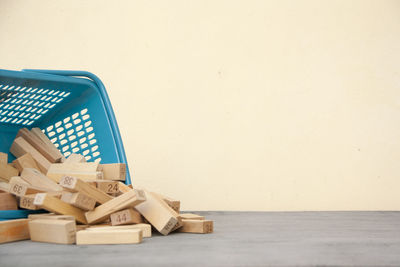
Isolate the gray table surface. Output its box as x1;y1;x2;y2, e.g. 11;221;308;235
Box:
1;211;400;266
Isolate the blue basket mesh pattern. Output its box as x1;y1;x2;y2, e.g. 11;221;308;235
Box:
0;84;70;126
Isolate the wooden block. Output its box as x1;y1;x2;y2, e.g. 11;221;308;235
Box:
110;208;143;226
0;152;7;164
20;194;40;210
30;127;64;162
64;153;86;163
33;193;88;224
21;168;62;192
10;137;51;173
48;162;100;173
178;219;213;234
17;128;62;163
47;170;103;182
0;192;18;210
152;192;180;213
95;180;119;194
179;213;205;220
9;179;47;197
76;229;142;245
13;153;39;172
59;176;113;204
0;219;30;243
101;163;126;181
135;191;180;235
28;214;75;221
87;224;151;237
29;219;76;244
85;189;146;224
61;192;96;211
0;164;19;182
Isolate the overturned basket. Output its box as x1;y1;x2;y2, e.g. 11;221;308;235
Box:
0;69;131;219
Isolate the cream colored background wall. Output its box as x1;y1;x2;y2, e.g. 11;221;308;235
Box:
1;0;400;211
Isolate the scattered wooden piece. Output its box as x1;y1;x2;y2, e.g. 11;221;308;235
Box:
21;168;62;192
178;219;213;234
101;163;126;181
29;219;76;244
13;153;39;172
33;193;88;224
0;219;30;243
179;213;205;220
64;153;86;163
0;192;18;210
47;170;103;182
59;176;113;204
0;163;19;182
85;189;146;224
28;214;75;221
110;208;143;226
30;128;65;162
20;194;40;210
10;137;51;173
135;191;180;235
87;224;152;238
48;162;100;173
0;152;7;164
95;180;119;194
17;128;62;163
61;192;96;211
76;229;142;245
9;179;47;197
152;192;181;213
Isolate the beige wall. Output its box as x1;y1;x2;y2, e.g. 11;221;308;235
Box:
1;0;400;211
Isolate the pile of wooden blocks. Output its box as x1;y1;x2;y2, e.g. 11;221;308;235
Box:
0;128;213;245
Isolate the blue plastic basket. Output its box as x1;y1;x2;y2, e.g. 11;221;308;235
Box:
0;69;131;219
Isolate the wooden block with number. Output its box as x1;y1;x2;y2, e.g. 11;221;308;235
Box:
101;163;126;181
87;223;151;237
0;192;18;210
76;229;142;245
135;191;180;235
20;194;40;210
64;153;86;163
30;127;65;162
110;208;143;226
21;168;62;192
10;137;51;173
0;152;7;164
178;219;213;234
179;213;205;220
9;179;47;197
29;219;76;244
61;192;96;211
33;193;88;224
152;192;180;213
95;180;119;194
13;153;39;172
0;219;30;243
0;164;19;182
17;128;62;163
59;176;113;204
85;189;146;224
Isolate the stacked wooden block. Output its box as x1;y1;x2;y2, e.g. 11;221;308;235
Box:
0;128;213;245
